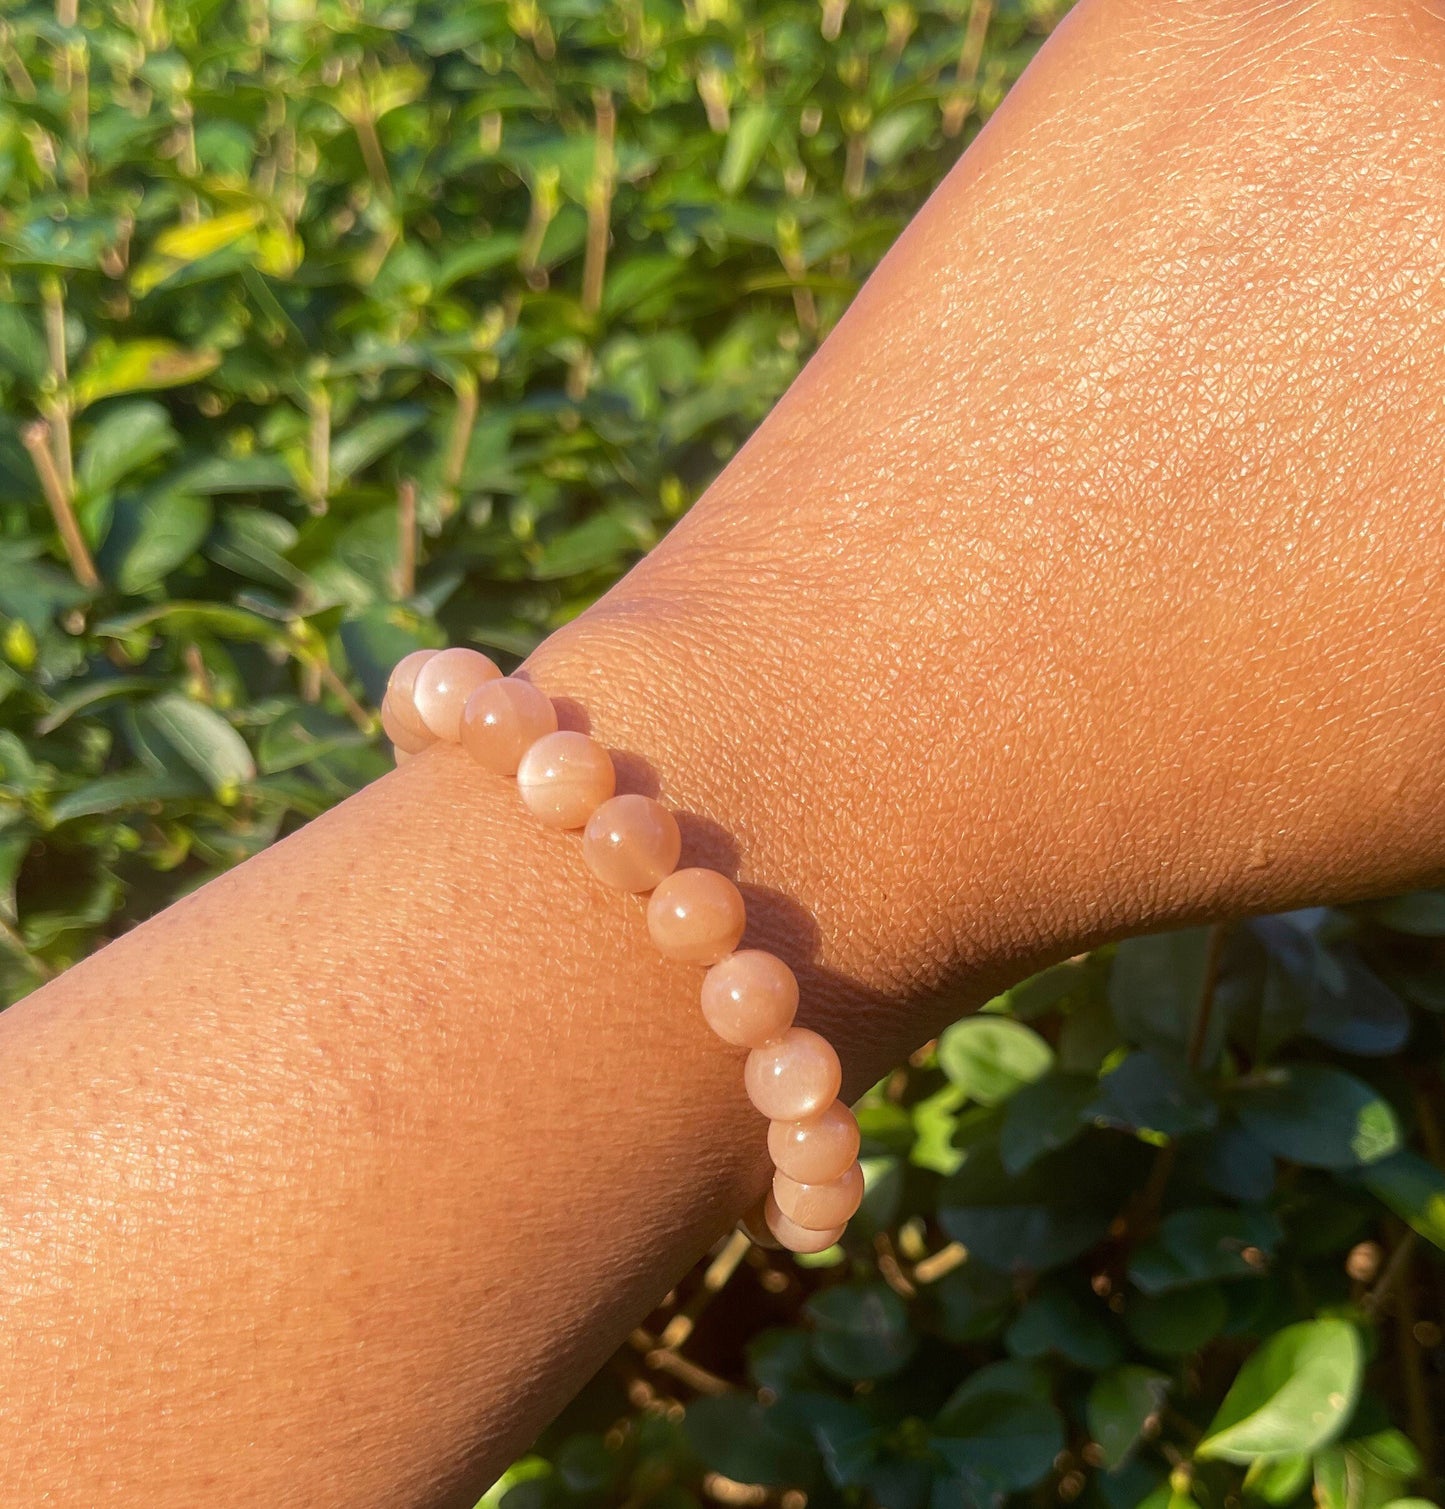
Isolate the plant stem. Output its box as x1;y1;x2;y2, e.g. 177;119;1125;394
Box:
1395;1248;1437;1476
943;0;992;137
442;376;478;504
1187;921;1229;1071
582;90;616;317
394;477;416;599
317;663;374;733
41;277;73;503
307;384;330;510
22;420;97;590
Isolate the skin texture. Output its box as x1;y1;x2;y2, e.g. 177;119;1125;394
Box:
2;0;1445;1503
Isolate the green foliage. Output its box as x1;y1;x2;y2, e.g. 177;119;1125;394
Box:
511;907;1445;1509
0;0;1054;991
3;5;1444;1509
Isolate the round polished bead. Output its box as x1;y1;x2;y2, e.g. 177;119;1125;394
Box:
767;1101;860;1184
646;868;747;965
738;1196;783;1250
582;794;682;893
381;691;431;755
460;676;558;776
516;730;616;829
700;950;798;1048
772;1162;865;1230
413;647;502;741
744;1028;842;1122
764;1192;844;1254
385;649;437;747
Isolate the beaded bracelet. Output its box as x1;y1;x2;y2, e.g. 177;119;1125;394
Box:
379;645;863;1255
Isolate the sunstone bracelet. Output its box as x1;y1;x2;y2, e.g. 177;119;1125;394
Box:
380;645;863;1255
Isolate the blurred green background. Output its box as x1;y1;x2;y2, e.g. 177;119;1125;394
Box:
2;3;1445;1508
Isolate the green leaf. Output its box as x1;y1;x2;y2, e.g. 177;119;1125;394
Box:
719;104;776;196
47;769;207;823
329;405;428;485
998;1073;1096;1173
987;959;1090;1020
99;489;212;594
1236;1066;1401;1169
257;704;366;775
1128;1207;1281;1294
684;1396;820;1490
1109;928;1220;1061
0;305;49;384
933;1363;1065;1492
1087;1367;1170;1470
141;693;255;798
1197;1319;1362;1463
77;401;179;499
1005;1287;1122;1369
72;339;220;409
1092;1050;1219;1139
1366;890;1445;936
937;1017;1053;1105
1362;1150;1445;1251
1124;1284;1229;1356
529;510;651;581
911;1083;966;1174
806;1283;916;1382
940;1136;1138;1275
1315;1431;1423;1509
36;675;164;735
1243;1455;1313;1504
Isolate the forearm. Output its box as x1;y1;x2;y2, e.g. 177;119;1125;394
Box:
4;0;1445;1504
537;0;1445;1018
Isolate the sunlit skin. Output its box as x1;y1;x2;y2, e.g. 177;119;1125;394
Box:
2;1;1444;1503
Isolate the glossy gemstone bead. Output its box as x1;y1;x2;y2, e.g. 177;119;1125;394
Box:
384;649;437;747
767;1101;860;1184
646;868;747;965
744;1028;842;1121
738;1196;782;1250
412;647;502;741
700;950;798;1047
381;691;431;755
582;794;682;892
516;731;616;829
461;676;558;776
764;1192;844;1254
772;1161;865;1230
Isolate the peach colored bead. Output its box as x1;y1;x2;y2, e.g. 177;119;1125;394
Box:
460;676;558;776
764;1192;844;1254
582;795;682;893
516;730;616;829
767;1101;860;1184
385;649;436;747
646;868;747;965
744;1028;842;1122
700;950;798;1048
772;1162;865;1230
738;1196;782;1250
381;692;431;755
413;647;501;741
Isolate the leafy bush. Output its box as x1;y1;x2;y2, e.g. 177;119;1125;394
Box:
504;908;1445;1509
0;0;1051;991
2;4;1443;1509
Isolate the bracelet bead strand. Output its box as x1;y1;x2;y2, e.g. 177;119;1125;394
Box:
381;649;865;1253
